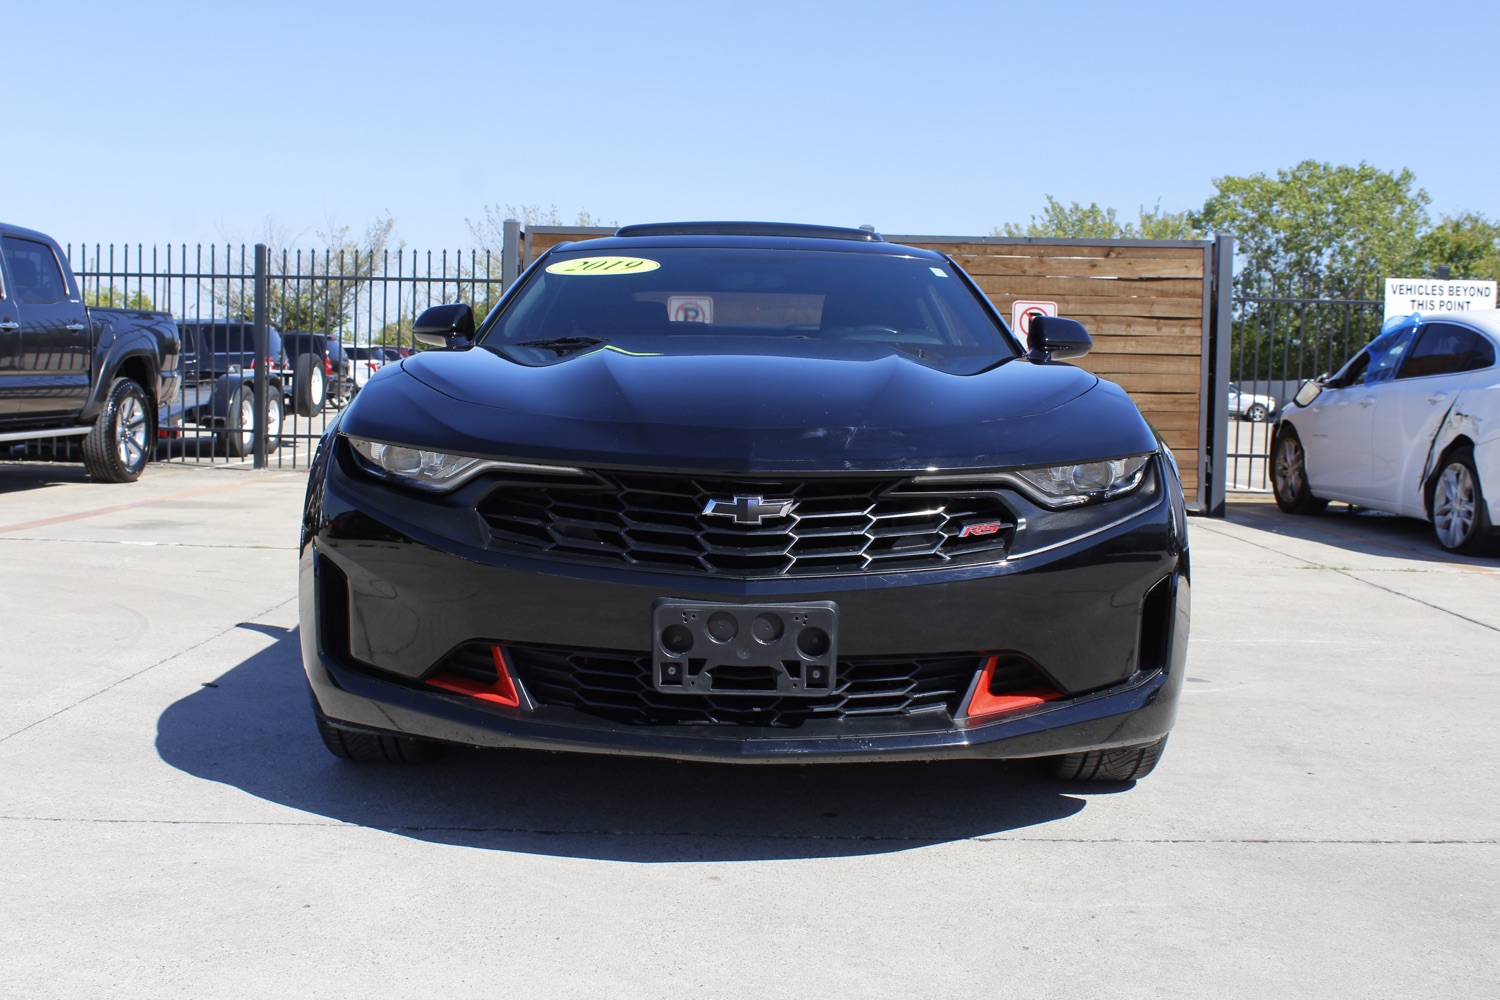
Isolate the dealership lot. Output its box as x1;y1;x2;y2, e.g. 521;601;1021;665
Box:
1;463;1496;999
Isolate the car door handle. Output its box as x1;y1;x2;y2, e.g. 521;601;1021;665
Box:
65;322;88;331
1427;393;1448;404
0;320;18;331
1358;398;1375;407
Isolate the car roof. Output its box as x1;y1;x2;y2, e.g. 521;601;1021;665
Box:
1394;308;1500;338
615;221;882;241
0;221;60;243
548;223;946;261
1432;309;1500;337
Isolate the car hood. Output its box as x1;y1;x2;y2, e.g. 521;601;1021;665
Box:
339;342;1158;472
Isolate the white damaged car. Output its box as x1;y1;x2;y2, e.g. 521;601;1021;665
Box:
1271;310;1500;554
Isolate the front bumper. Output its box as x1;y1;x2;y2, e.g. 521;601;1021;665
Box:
306;645;1184;763
299;442;1190;763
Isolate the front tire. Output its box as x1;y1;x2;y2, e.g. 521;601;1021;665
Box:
1431;446;1494;555
1043;736;1168;782
82;377;151;483
1272;425;1327;515
314;712;439;763
1245;403;1269;422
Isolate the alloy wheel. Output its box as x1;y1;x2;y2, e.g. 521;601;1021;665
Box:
114;392;148;469
1273;435;1305;498
1433;462;1477;549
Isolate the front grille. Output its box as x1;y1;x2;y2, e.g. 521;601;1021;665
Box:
429;643;1051;729
476;472;1014;577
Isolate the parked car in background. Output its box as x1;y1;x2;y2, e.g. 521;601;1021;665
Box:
1227;382;1276;422
1271;310;1500;554
301;222;1190;782
0;222;180;482
341;344;388;393
165;320;288;456
282;331;347;407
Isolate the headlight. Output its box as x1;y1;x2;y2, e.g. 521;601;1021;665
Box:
1012;454;1151;507
346;436;584;491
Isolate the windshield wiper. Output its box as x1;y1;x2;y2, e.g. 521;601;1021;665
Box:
510;336;605;355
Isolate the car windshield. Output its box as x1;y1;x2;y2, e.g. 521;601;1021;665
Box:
482;247;1014;365
1331;320;1419;387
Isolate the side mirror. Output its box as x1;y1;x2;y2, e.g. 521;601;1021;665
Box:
414;303;475;347
1293;376;1326;408
1027;315;1092;361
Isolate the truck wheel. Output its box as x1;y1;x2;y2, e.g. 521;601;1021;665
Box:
82;377;152;483
293;354;326;417
220;385;283;458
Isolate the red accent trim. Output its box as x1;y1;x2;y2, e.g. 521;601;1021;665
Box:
962;654;1063;719
425;645;521;707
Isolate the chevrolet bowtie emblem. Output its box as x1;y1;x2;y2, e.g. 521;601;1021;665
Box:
702;495;798;525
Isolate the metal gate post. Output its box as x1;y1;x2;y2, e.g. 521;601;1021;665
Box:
1202;233;1234;516
501;218;521;291
252;243;269;470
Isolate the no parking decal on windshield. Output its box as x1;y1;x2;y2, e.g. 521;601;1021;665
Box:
546;256;661;276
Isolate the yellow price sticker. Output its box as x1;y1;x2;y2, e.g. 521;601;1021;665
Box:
545;256;661;276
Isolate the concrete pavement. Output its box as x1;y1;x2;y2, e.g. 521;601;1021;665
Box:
1;461;1496;999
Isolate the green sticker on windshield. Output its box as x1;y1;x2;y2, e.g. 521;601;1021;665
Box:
546;256;661;276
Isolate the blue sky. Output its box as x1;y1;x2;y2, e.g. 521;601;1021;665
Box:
9;0;1496;250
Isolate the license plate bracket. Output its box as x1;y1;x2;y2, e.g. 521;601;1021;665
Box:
651;599;838;697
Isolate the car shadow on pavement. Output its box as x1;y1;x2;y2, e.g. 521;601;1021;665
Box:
156;625;1111;862
1224;499;1498;568
0;462;94;494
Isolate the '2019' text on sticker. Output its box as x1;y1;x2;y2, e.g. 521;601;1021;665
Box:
546;256;661;276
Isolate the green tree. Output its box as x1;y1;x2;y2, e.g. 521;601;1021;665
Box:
84;286;154;311
1194;160;1430;296
219;216;397;339
1136;202;1202;240
268;216;397;335
996;197;1130;238
995;196;1202;240
1193;161;1432;381
1418;212;1500;280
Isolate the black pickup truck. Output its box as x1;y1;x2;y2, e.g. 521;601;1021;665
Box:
0;222;180;482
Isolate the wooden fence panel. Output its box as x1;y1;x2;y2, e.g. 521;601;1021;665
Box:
524;227;612;263
894;239;1210;500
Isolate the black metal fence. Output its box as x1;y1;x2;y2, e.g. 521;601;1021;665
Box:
65;242;511;470
1225;274;1384;492
13;237;1392;492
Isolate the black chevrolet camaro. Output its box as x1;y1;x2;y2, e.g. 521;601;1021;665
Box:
299;223;1189;781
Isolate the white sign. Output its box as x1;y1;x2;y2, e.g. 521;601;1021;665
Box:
1384;277;1496;318
668;295;713;323
1011;299;1058;338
